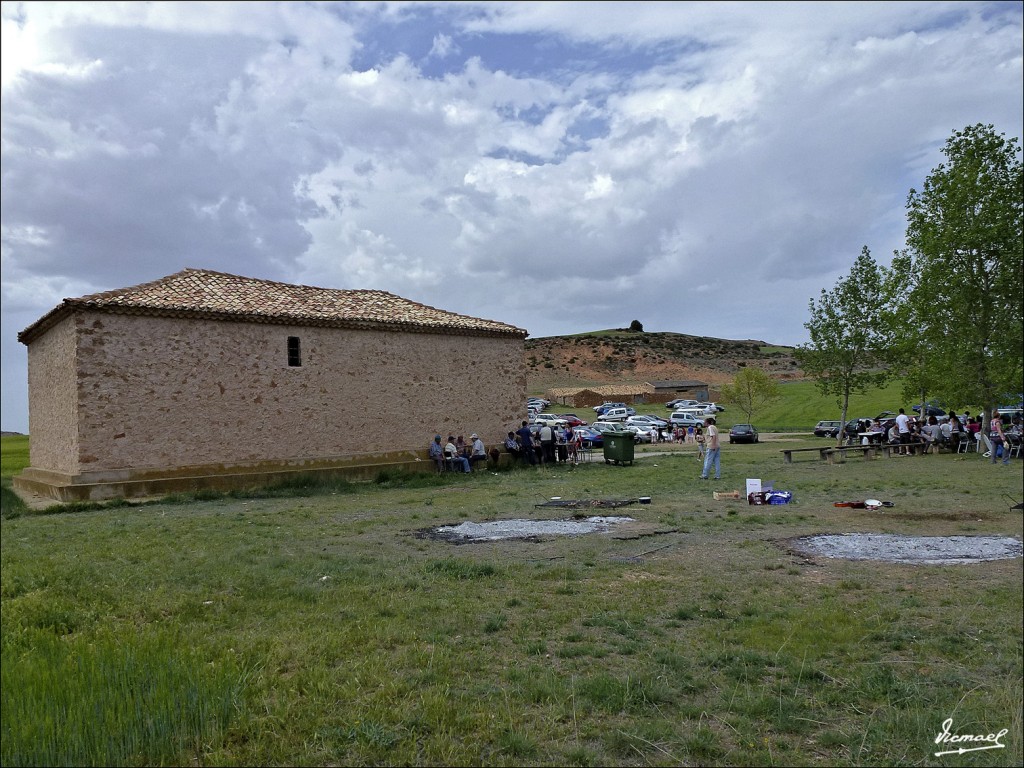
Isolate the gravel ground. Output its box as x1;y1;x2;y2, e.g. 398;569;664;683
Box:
431;516;636;542
788;533;1023;565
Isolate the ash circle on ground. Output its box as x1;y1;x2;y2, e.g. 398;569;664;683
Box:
425;516;636;543
787;534;1022;565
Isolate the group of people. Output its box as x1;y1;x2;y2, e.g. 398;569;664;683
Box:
854;408;1021;464
505;421;582;466
671;424;704;444
428;432;492;473
428;421;594;473
429;407;1018;478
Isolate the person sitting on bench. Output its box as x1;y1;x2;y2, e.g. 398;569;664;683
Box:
504;431;522;461
445;435;471;473
429;435;445;471
468;433;488;469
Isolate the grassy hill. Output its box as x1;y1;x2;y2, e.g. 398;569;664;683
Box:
525;329;978;431
524;328;800;392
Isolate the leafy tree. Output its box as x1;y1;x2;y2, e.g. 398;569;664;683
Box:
628;320;644;332
795;246;889;444
894;124;1023;430
719;367;780;425
878;251;936;417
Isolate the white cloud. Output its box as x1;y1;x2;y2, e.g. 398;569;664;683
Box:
429;32;457;59
1;0;1022;433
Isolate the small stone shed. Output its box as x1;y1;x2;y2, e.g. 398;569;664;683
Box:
547;382;714;410
546;383;660;409
648;380;710;402
15;268;527;501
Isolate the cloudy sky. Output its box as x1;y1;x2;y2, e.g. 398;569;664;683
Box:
2;1;1022;433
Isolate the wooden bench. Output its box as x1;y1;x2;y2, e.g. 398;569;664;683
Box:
823;445;881;464
780;446;832;463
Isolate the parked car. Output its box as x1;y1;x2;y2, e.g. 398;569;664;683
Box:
533;413;568;428
558;414;588;427
575;427;603;448
912;401;946;417
675;406;714;417
593;401;626;413
633;428;655;444
665;398;698;410
729;424;759;444
834;417;894;442
600;407;635;422
592;421;645;443
670;412;705;428
627;415;668;430
592;420;637;434
698;402;725;412
813;420;843;438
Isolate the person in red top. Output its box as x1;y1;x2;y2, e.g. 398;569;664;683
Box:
989;411;1010;465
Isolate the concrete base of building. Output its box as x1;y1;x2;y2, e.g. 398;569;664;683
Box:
13;449;504;503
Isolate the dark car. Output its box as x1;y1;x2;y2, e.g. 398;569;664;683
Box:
814;420;843;437
729;424;759;444
912;401;946;417
835;417;895;443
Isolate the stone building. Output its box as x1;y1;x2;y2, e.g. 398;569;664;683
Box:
15;268;527;500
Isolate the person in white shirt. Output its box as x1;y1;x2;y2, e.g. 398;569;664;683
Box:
895;408;912;455
700;417;721;480
922;416;941;454
468;433;487;470
444;436;471;473
538;423;556;463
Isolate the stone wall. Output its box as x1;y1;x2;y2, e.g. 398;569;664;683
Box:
27;310;525;483
25;315;80;475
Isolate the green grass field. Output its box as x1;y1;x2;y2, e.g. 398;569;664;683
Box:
2;434;1021;766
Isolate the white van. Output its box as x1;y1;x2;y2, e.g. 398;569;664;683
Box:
677;406;713;417
670;412;705;428
600;407;633;421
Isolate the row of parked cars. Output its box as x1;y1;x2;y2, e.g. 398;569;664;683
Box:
528;397;760;446
526;400;667;446
527;398;731;442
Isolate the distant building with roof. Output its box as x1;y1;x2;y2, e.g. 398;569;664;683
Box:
647;380;710;401
15;268;527;501
547;381;709;408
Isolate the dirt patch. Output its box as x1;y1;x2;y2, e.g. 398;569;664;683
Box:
784;534;1022;565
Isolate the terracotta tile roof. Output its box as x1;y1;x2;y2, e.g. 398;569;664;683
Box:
19;268;528;343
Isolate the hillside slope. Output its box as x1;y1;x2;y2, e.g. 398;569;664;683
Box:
524;328;800;391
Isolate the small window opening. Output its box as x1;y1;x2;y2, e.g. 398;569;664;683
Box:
287;336;302;367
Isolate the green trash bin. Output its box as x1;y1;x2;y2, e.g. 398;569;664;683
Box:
601;431;635;465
